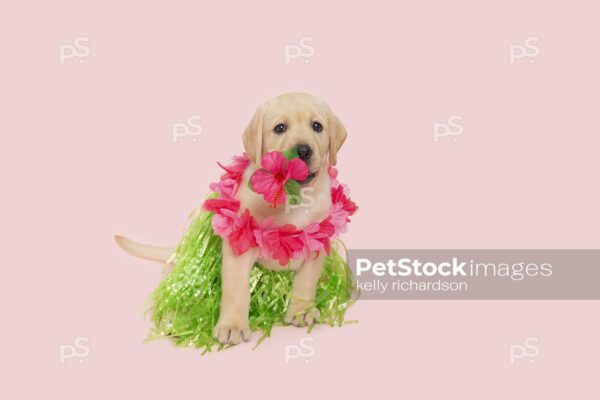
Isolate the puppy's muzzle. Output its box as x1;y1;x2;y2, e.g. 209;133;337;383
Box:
296;144;316;184
297;144;312;162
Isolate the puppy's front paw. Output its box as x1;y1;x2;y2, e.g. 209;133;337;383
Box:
285;308;320;327
214;320;251;345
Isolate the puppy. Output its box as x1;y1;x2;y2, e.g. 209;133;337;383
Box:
117;92;347;345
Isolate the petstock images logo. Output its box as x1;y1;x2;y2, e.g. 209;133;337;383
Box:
347;250;600;299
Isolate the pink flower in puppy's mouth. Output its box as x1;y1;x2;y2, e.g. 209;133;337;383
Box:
250;151;309;207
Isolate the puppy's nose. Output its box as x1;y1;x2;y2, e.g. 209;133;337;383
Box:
297;144;312;161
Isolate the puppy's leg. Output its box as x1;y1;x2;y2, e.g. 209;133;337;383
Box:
214;243;257;344
285;252;326;327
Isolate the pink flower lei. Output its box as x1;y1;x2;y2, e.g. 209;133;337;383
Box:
203;152;357;266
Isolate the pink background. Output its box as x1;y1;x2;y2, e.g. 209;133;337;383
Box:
2;1;599;398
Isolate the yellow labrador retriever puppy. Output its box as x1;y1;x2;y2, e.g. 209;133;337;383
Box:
117;92;347;345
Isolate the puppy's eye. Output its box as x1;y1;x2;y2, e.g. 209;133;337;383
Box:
312;121;323;132
274;123;286;134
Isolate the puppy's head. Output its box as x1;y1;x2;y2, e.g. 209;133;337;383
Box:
242;92;347;185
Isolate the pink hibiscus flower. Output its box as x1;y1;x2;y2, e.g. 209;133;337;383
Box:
250;151;309;207
209;178;238;199
329;202;350;235
331;185;358;218
217;153;250;183
203;197;240;237
257;223;304;265
253;217;275;258
203;197;240;214
228;209;258;256
300;223;324;253
300;217;336;258
211;209;237;236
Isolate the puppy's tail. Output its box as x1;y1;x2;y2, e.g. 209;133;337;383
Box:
115;235;175;263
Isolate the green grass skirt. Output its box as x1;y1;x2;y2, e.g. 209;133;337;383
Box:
146;209;357;353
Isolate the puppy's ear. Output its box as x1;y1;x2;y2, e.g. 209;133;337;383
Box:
328;110;347;166
243;103;267;166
